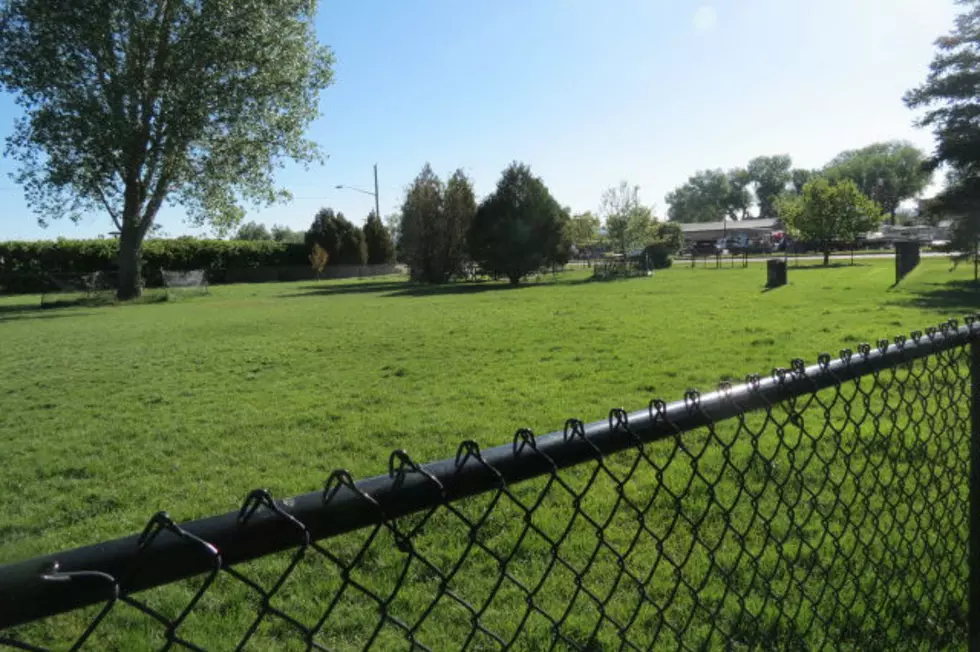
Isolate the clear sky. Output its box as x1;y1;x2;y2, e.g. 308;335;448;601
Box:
0;0;958;240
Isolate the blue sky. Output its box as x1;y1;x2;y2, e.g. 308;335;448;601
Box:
0;0;958;240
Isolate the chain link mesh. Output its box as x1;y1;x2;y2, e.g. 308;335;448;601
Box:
0;328;972;650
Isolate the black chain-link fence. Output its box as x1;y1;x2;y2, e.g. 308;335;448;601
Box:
2;319;980;650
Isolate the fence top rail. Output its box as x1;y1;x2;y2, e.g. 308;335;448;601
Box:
1;316;977;629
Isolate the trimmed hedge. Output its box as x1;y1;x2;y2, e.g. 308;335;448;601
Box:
0;239;308;293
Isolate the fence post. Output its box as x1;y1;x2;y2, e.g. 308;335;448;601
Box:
972;337;980;652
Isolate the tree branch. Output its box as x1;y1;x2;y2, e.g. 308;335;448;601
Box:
94;184;122;231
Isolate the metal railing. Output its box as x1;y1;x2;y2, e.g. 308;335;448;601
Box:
2;318;980;650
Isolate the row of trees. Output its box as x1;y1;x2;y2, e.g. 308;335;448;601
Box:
233;212;396;269
396;165;685;285
399;163;568;285
234;222;304;243
552;183;684;258
304;210;395;267
666;144;932;225
745;0;980;266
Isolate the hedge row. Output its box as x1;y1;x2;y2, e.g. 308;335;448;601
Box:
0;239;310;293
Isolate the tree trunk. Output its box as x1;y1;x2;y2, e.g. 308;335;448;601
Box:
823;248;830;266
508;273;521;286
117;229;143;300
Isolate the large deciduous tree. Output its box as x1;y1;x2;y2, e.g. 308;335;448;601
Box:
601;181;655;254
791;169;818;195
665;169;750;223
271;225;304;243
468;163;566;285
747;155;793;219
235;221;272;241
905;0;980;250
776;178;883;266
565;211;601;250
726;168;753;220
823;141;932;222
0;0;334;298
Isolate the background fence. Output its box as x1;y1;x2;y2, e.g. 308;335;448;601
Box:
2;319;979;650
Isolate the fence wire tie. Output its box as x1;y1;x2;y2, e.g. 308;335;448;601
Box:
137;512;219;561
608;408;630;433
512;428;537;456
132;512;222;645
238;489;311;547
911;329;923;343
564;418;603;461
683;389;701;412
562;418;586;442
322;469;381;513
858;343;871;358
817;353;832;370
648;398;669;422
840;348;853;364
388;449;443;498
791;358;806;376
716;382;733;399
454;440;503;483
388;450;445;553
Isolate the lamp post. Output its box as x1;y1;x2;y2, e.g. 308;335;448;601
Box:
335;163;381;220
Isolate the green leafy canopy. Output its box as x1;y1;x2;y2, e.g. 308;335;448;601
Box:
0;0;334;235
468;162;566;285
776;178;883;263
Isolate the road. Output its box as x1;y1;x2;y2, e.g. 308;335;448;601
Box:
688;251;959;265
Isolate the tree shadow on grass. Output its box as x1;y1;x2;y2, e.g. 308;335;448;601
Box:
891;279;980;313
281;277;592;299
785;263;870;272
0;300;95;322
280;280;411;298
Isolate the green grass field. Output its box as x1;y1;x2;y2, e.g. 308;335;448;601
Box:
2;258;977;649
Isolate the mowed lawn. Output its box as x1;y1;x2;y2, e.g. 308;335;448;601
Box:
2;257;978;649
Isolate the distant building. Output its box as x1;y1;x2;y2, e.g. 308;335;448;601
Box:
865;221;953;246
677;218;779;245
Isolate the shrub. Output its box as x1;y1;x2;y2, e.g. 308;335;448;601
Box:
309;244;329;278
640;243;674;270
0;239;308;292
305;208;368;266
363;212;395;265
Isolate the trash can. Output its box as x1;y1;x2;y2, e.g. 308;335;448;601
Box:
767;259;787;288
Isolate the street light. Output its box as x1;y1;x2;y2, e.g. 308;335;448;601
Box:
335;163;381;220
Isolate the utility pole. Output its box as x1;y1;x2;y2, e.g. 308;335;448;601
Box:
335;164;382;219
374;163;381;220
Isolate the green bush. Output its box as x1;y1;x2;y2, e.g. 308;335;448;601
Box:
305;209;368;266
0;239;308;293
640;243;674;269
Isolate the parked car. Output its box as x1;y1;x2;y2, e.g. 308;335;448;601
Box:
688;240;720;256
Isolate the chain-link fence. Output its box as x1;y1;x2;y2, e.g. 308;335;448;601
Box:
2;319;980;650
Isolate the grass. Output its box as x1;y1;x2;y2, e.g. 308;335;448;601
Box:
1;257;977;649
